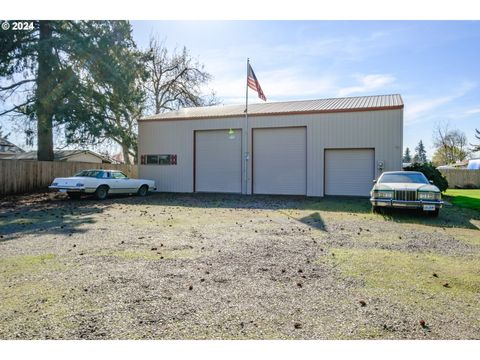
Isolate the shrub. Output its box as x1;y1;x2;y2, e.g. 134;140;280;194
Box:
404;162;449;192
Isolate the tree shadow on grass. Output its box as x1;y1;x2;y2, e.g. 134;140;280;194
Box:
2;192;478;240
99;192;479;230
108;192;373;213
129;193;479;231
0;193;108;241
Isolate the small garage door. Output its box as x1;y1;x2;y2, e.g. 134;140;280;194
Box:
195;129;242;193
253;127;306;195
324;149;374;196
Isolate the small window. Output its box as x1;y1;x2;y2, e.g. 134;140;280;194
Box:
158;155;170;165
142;154;177;165
146;155;158;164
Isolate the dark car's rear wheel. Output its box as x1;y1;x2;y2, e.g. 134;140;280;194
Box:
137;185;148;197
95;185;109;200
67;192;81;200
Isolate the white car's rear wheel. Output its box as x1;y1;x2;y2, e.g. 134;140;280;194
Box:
95;185;109;200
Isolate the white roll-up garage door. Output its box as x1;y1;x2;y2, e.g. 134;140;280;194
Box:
324;148;375;196
253;127;307;195
195;129;242;193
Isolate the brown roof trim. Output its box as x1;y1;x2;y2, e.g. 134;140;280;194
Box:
139;105;404;122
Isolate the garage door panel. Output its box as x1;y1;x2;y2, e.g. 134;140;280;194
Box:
253;127;306;195
195;130;242;193
325;149;374;196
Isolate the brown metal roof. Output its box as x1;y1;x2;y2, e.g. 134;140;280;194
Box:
140;94;403;121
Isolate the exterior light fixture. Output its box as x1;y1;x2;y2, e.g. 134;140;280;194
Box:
228;128;236;139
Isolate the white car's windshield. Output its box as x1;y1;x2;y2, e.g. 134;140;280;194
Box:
379;173;429;184
74;170;104;178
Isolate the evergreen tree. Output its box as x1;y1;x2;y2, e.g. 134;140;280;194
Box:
0;21;140;161
403;147;412;162
413;140;427;163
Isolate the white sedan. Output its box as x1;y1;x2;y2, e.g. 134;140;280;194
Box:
370;171;444;216
49;169;156;200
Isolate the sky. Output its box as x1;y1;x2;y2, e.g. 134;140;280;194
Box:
130;20;480;158
1;20;479;159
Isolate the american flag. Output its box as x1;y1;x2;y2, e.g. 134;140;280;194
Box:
247;63;266;101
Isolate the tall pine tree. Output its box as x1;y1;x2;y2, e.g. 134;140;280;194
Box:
413;140;427;163
403;147;412;162
0;21;141;161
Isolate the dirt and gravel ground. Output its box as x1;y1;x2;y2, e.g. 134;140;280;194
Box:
0;192;479;339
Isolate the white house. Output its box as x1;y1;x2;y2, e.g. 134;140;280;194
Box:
137;94;404;197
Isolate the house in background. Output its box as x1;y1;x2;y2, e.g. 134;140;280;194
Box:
0;137;25;159
5;149;115;164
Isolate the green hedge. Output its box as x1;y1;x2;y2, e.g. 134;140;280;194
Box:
404;162;449;192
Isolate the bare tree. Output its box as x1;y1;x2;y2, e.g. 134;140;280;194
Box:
0;125;10;139
143;37;219;115
432;122;469;165
471;128;480;152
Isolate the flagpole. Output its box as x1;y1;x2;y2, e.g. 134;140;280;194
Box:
244;58;249;195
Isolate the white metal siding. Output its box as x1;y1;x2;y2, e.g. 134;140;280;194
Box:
138;109;403;196
324;149;375;196
195;130;242;193
253;127;306;195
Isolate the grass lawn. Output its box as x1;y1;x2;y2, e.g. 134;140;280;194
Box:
444;189;480;211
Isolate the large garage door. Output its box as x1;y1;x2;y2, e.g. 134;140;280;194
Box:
324;149;374;196
195;129;242;193
253;127;306;195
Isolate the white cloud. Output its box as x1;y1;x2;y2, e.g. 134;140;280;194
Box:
404;81;476;124
465;108;480;115
337;74;397;97
195;29;396;104
209;67;338;104
271;31;392;63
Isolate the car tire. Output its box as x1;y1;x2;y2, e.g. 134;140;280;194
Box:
95;185;109;200
137;185;148;197
67;192;81;200
372;205;385;214
429;208;440;217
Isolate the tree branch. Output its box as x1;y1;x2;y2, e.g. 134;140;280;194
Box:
0;79;35;91
0;100;33;116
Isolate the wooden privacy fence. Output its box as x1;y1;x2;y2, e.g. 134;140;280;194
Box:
439;169;480;189
0;160;138;196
